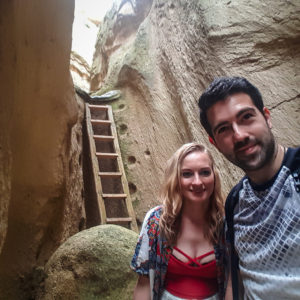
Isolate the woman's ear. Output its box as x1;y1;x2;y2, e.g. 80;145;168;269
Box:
263;107;272;129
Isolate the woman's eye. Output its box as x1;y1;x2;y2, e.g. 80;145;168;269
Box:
200;170;211;176
182;171;192;178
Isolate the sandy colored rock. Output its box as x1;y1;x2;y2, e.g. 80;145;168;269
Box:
39;225;138;300
70;52;91;92
0;0;14;259
0;1;85;299
0;0;299;298
90;0;300;224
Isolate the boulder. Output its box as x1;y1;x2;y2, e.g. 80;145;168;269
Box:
39;225;138;300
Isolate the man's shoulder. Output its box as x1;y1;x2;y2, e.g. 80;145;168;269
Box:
224;178;246;229
226;178;245;206
225;146;300;204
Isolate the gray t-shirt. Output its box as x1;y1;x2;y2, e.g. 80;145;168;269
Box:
234;149;300;300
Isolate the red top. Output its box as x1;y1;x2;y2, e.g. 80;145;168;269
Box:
165;246;218;299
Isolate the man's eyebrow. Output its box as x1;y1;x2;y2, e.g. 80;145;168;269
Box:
236;107;256;118
212;107;256;134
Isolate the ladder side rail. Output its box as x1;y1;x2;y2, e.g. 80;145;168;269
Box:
107;106;138;232
85;103;107;224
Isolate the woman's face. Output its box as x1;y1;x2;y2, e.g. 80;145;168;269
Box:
180;151;215;205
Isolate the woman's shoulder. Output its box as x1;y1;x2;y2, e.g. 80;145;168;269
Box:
143;205;163;224
137;205;163;241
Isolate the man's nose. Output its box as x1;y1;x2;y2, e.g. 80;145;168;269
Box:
232;123;248;141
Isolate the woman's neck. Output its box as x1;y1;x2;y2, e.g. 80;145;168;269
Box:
176;202;212;254
181;202;208;226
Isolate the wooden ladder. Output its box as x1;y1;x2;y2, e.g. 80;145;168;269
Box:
85;103;138;232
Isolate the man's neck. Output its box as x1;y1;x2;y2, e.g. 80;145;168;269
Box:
246;144;286;185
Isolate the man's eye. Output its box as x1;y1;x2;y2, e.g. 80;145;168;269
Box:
217;126;228;134
242;113;254;120
182;171;192;178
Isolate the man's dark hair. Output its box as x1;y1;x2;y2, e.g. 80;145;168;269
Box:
198;77;264;137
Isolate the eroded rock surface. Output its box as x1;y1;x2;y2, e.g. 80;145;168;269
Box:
38;225;138;300
0;1;85;298
0;0;299;298
90;0;300;224
70;52;91;91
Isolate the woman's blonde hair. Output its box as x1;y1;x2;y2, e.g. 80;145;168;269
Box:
159;142;224;245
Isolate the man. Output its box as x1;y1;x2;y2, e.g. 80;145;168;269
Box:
198;77;300;299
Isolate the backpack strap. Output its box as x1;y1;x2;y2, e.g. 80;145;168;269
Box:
225;178;244;300
284;147;300;192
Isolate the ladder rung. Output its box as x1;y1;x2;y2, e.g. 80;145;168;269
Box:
99;172;122;177
88;104;109;110
107;217;132;223
91;119;111;125
96;152;118;158
93;135;114;141
102;193;127;198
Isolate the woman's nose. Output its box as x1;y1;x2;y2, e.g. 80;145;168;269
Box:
192;174;202;185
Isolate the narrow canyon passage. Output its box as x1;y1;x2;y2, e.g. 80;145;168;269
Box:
0;0;299;299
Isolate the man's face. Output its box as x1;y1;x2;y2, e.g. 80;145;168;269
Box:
206;93;275;172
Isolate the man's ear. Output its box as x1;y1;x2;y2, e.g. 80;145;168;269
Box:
263;107;272;129
209;136;216;146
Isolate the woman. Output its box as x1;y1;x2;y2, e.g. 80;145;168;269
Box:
131;143;231;299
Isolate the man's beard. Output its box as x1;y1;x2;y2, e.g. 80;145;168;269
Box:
229;130;276;172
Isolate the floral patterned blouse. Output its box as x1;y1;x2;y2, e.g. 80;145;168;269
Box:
130;206;226;300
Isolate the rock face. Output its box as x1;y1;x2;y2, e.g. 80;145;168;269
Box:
70;52;91;91
0;1;86;299
0;0;299;298
38;225;138;300
90;0;300;224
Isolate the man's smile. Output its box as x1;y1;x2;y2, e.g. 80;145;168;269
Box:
235;143;258;156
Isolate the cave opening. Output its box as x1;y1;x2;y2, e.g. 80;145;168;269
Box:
71;0;114;93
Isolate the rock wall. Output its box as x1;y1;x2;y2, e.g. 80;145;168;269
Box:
90;0;300;224
0;1;85;299
0;0;299;298
70;52;91;91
